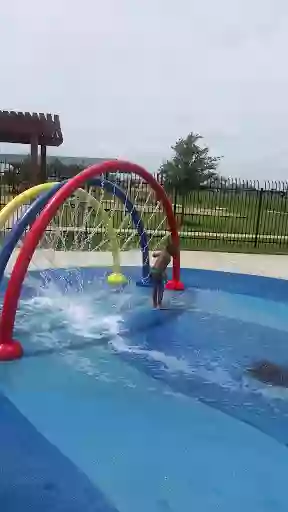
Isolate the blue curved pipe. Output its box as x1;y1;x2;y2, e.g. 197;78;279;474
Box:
0;179;150;284
0;182;64;284
89;179;149;280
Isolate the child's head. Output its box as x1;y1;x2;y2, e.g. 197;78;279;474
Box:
166;237;178;257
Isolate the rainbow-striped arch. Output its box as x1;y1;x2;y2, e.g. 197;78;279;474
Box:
0;160;184;361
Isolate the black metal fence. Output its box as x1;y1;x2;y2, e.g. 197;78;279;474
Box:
110;175;288;253
172;179;288;252
1;161;288;253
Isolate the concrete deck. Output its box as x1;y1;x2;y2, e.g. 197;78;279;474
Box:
5;249;288;281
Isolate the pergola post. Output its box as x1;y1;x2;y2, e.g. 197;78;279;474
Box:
30;135;39;185
40;144;47;183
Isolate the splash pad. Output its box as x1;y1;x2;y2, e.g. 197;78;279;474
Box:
3;163;288;511
0;160;184;361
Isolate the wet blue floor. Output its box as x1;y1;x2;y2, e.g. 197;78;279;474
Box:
0;393;118;512
1;267;288;512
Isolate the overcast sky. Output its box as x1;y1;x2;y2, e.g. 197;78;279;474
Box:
1;0;288;179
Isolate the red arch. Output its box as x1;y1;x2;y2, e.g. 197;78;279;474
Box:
0;160;184;360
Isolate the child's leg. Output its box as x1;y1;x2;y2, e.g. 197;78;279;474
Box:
158;280;165;306
152;281;159;308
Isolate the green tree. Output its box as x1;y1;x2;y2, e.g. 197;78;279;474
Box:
159;132;222;224
160;132;221;191
47;158;66;178
6;157;51;192
2;160;32;192
18;158;35;184
47;158;84;179
2;165;19;193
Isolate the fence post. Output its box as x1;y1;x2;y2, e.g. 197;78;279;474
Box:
254;187;264;248
173;188;178;217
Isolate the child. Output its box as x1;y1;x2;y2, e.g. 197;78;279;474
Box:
150;239;178;308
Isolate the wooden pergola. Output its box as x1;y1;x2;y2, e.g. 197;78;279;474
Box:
0;110;63;183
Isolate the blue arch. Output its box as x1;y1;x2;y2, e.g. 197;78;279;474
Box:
89;179;150;281
0;182;64;284
0;179;150;284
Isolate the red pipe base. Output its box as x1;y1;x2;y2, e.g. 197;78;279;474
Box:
0;340;23;361
166;280;185;291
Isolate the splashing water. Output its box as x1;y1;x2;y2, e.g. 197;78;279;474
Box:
15;271;195;392
18;276;124;346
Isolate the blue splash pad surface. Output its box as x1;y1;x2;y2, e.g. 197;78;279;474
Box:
0;392;118;512
1;266;288;512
